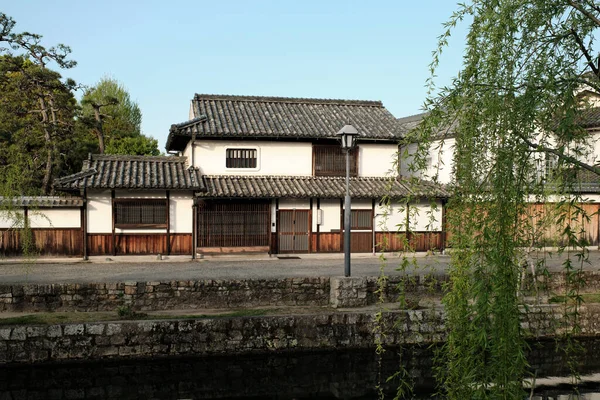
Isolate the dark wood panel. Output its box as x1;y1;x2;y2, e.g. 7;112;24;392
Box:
340;232;373;253
169;234;192;255
115;234;167;255
375;232;444;252
1;228;82;257
88;233;184;256
314;233;342;252
88;234;113;256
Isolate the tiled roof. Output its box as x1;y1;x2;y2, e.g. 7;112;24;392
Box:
397;112;457;139
198;175;449;199
574;169;600;192
54;155;205;191
397;106;600;139
166;94;401;151
0;196;83;207
578;107;600;128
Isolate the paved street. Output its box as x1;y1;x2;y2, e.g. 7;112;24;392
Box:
0;250;599;284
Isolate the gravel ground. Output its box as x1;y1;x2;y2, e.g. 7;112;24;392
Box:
0;250;598;284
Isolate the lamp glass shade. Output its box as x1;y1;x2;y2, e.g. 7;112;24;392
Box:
336;125;359;150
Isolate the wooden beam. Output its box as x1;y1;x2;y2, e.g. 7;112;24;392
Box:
316;198;320;253
339;198;344;252
308;198;313;253
111;190;116;256
82;189;88;260
166;190;171;256
192;198;197;260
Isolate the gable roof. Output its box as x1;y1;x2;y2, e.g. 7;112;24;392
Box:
166;94;401;151
54;154;205;191
199;175;449;199
397;112;458;140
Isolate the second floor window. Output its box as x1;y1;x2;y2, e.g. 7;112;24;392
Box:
313;145;358;177
226;148;257;169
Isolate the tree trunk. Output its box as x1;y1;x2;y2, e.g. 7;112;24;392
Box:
38;97;53;195
93;105;105;154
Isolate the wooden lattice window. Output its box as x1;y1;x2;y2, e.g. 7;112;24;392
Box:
226;148;257;168
351;209;372;230
313;145;358;177
114;199;167;229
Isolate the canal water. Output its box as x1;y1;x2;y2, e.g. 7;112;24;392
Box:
1;339;600;399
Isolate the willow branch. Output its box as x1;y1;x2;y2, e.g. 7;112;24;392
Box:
571;28;599;77
568;0;600;28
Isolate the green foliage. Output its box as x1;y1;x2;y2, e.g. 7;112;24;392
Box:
80;77;160;156
105;135;161;156
0;55;78;195
401;0;600;397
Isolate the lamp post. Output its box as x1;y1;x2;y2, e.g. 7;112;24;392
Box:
336;125;358;277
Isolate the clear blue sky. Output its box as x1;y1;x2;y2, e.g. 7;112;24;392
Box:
3;1;468;150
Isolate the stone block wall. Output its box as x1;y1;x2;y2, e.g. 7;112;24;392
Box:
0;310;446;364
0;277;330;312
2;304;600;364
0;271;596;313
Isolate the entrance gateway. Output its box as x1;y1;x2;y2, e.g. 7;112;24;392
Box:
197;200;271;252
277;209;310;253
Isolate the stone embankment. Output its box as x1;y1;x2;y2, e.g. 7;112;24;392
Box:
1;270;599;312
0;275;449;312
2;270;600;364
1;304;600;364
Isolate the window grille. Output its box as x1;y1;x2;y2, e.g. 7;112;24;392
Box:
226;148;257;168
114;199;167;229
313;145;358;177
197;201;270;247
351;209;372;230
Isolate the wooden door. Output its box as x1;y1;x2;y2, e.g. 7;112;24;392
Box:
278;210;310;253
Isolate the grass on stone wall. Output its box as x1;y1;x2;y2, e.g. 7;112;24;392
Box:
0;308;274;326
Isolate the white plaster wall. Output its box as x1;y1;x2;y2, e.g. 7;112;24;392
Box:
87;191;112;234
193;140;313;176
88;190;193;234
271;199;277;233
374;200;443;232
585;130;600;166
279;199;310;209
29;209;80;228
318;199;340;232
358;144;398;177
528;194;600;203
375;201;407;232
0;210;24;229
408;201;443;232
115;190;166;199
170;195;193;233
400;139;455;184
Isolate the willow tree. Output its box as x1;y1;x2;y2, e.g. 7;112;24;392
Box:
408;1;600;397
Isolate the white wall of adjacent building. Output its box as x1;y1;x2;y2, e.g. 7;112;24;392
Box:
0;208;80;229
400;138;455;184
29;209;80;228
0;210;24;229
86;190;194;234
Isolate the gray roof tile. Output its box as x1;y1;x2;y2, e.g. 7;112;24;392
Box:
54;155;205;191
0;196;83;207
167;94;401;151
199;175;449;199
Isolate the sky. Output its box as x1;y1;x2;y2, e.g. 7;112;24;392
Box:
3;1;469;150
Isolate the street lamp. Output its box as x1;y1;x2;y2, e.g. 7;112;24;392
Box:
336;124;359;277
